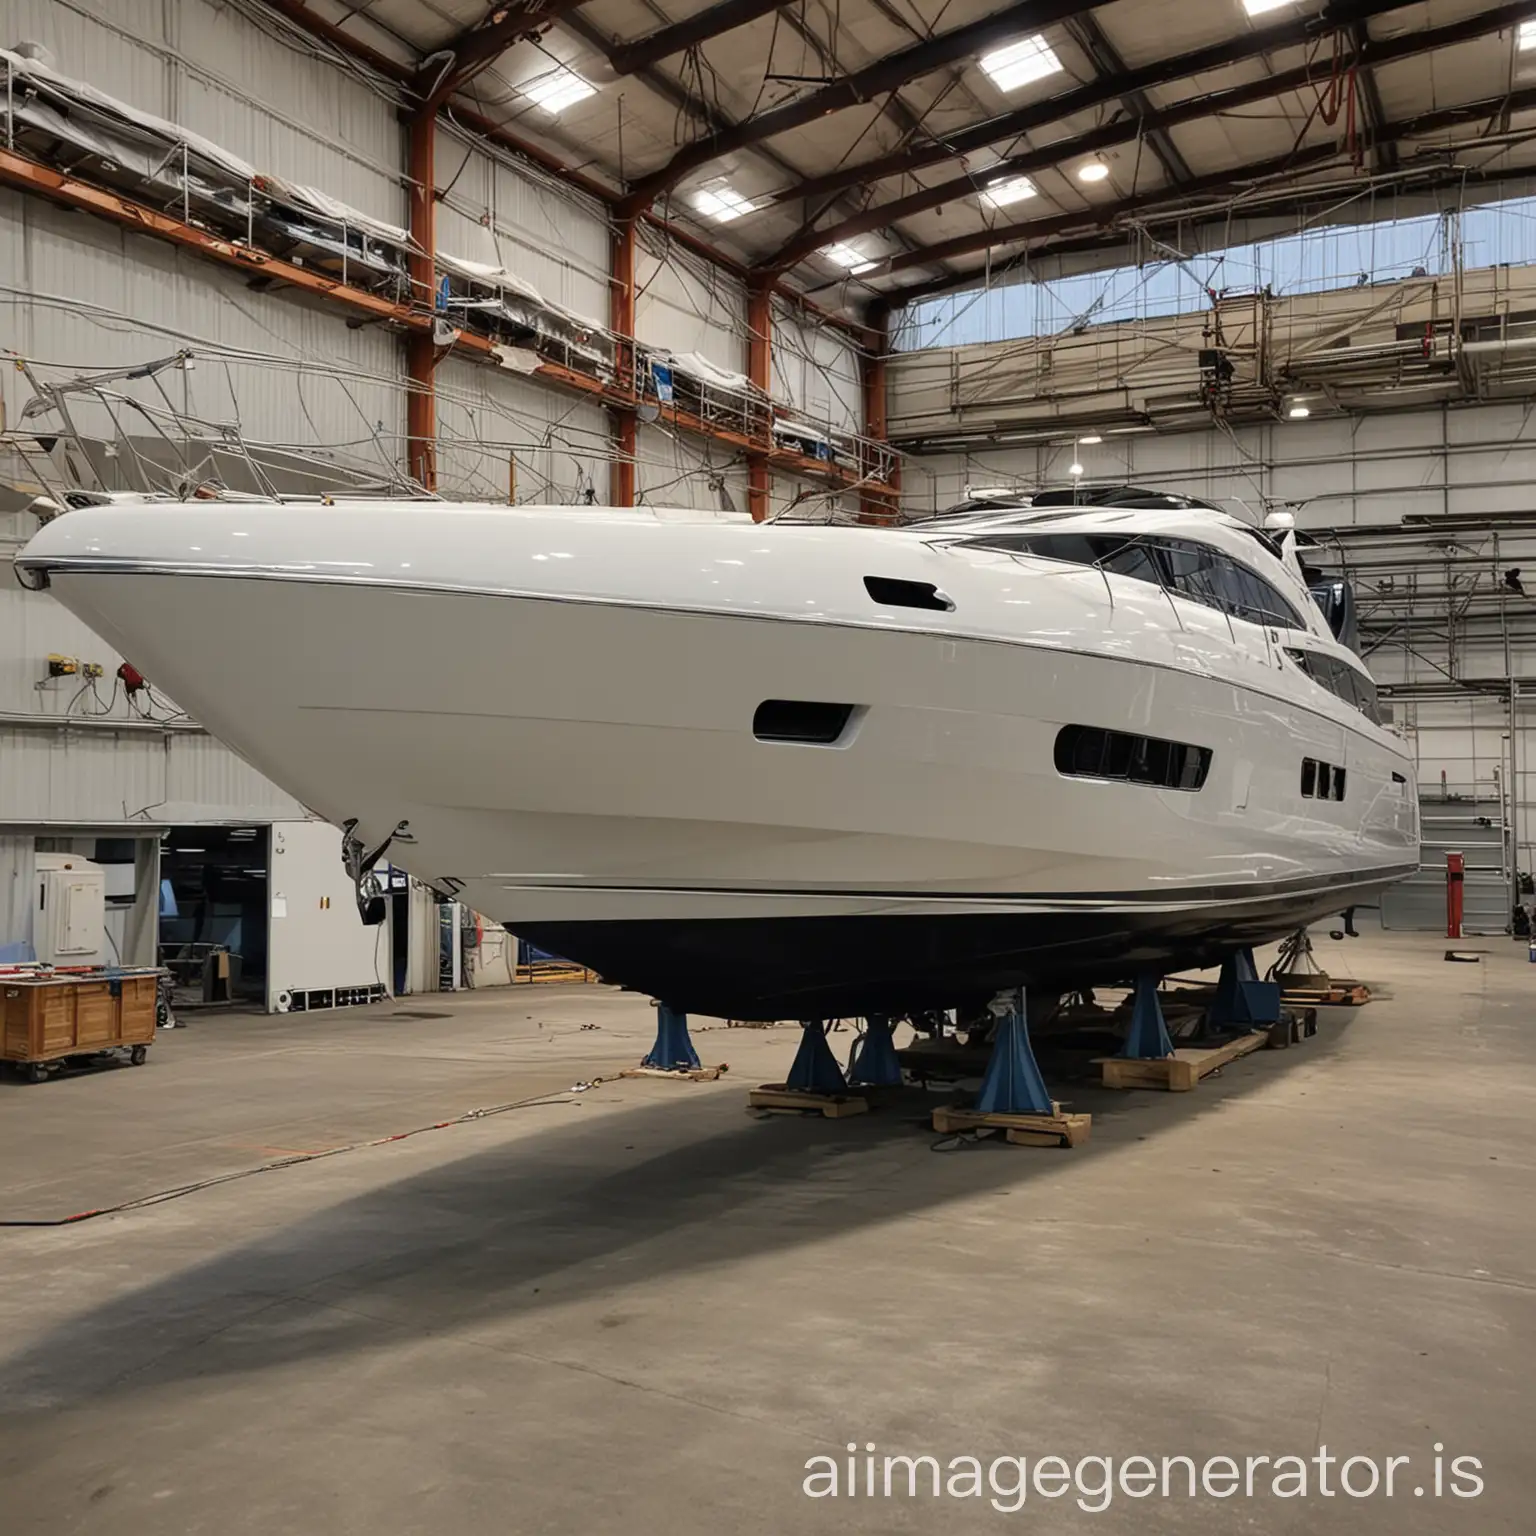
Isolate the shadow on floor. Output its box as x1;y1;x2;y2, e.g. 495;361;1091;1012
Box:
0;1011;1364;1410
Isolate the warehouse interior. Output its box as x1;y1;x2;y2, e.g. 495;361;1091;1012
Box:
1;0;1532;1531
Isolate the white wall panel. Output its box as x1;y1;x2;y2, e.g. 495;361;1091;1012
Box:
635;423;748;512
900;402;1536;533
7;0;169;109
437;141;610;324
8;0;405;225
634;234;747;375
771;303;863;434
435;355;612;504
0;194;405;465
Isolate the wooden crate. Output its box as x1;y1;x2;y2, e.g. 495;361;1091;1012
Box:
1;972;158;1065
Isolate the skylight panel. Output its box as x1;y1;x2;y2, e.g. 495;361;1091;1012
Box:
978;35;1063;93
981;174;1037;209
519;64;596;115
1521;19;1536;50
690;183;756;223
823;242;876;273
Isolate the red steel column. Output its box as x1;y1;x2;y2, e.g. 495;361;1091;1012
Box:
405;108;438;492
746;280;772;522
1446;850;1465;939
609;216;638;507
860;302;897;524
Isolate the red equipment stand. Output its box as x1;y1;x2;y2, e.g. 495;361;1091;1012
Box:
1446;850;1465;939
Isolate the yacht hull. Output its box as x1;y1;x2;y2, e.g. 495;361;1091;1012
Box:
20;502;1418;1019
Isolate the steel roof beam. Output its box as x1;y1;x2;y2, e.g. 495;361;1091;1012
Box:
619;0;1109;214
880;86;1536;303
762;0;1436;257
609;0;786;76
1062;12;1191;188
764;0;1536;273
416;1;593;114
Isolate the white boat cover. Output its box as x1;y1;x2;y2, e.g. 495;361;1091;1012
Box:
1;45;256;181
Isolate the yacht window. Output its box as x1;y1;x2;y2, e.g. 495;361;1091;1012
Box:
971;532;1163;587
1301;757;1347;801
1286;648;1382;725
1055;725;1212;791
1153;539;1306;628
1156;540;1225;607
1098;539;1162;583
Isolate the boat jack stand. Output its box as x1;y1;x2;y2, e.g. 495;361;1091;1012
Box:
786;1020;849;1094
1208;948;1281;1030
975;989;1054;1115
641;1005;701;1072
847;1014;903;1087
1119;974;1176;1060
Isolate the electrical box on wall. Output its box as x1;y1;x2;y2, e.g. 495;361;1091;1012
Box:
34;854;107;965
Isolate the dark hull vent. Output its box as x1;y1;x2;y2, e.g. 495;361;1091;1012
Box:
753;700;856;745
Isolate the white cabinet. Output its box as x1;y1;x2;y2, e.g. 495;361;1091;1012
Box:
34;854;106;965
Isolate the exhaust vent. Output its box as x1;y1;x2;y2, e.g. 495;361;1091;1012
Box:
753;700;855;745
863;576;954;611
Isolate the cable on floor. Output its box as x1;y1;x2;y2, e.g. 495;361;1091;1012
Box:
0;1079;618;1228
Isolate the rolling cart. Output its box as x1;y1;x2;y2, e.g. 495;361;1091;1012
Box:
1;967;165;1082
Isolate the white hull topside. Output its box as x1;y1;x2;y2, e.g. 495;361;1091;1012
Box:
19;499;1417;1014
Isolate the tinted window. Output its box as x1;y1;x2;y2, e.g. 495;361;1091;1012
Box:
1156;540;1224;607
1054;725;1212;792
1285;649;1383;726
1301;757;1347;801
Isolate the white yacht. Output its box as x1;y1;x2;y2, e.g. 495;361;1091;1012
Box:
16;487;1419;1019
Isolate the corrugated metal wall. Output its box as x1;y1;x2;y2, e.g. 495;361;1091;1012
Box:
898;402;1536;530
436;134;610;325
434;356;612;504
636;424;749;512
771;301;863;435
634;230;748;376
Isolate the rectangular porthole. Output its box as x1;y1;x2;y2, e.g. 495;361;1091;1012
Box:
1054;725;1211;792
1302;758;1347;800
753;699;855;745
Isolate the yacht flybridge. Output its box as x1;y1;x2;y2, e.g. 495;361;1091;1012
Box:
16;487;1419;1020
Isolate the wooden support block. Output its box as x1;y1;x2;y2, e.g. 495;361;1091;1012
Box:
748;1084;869;1118
930;1103;1090;1148
619;1064;727;1082
1096;1030;1267;1091
1279;981;1370;1007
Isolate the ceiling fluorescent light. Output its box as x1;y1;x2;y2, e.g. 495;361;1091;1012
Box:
978;34;1063;94
690;183;756;223
1080;434;1102;444
519;64;596;115
981;174;1036;208
1241;0;1293;15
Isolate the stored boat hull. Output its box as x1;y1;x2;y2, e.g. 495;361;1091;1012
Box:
19;499;1418;1019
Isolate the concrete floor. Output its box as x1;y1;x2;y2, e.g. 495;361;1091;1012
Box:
0;927;1530;1534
